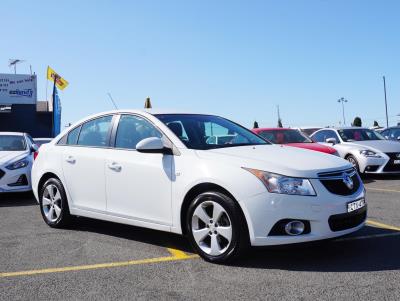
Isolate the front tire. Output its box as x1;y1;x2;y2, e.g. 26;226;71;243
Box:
39;178;72;228
186;191;249;263
346;155;361;174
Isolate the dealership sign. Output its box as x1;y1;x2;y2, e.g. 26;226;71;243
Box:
0;73;37;105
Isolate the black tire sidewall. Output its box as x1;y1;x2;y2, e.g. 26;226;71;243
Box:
39;178;70;228
186;191;247;263
347;155;361;174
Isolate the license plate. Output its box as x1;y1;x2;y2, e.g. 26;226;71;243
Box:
347;198;365;213
394;160;400;165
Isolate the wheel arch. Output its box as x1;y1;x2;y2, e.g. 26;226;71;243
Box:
37;172;62;197
180;182;249;237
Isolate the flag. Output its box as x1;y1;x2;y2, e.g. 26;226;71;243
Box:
47;66;69;90
52;87;62;137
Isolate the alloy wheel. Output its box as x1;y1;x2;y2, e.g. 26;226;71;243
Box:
191;200;233;256
42;184;62;223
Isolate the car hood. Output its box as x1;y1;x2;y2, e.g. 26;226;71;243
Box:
0;150;29;165
343;140;400;153
286;142;337;154
197;144;351;178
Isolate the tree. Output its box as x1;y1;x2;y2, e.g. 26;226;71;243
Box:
373;120;379;127
353;117;362;127
277;118;283;128
253;121;259;129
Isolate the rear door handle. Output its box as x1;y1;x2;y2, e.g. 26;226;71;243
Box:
66;156;76;164
108;162;122;172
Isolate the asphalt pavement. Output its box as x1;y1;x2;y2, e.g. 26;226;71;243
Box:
1;176;399;300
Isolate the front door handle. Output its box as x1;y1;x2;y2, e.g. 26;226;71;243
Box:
108;162;122;172
66;156;76;164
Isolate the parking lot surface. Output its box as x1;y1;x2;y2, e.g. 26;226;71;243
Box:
1;176;400;300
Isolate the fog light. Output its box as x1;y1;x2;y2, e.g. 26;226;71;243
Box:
284;221;305;236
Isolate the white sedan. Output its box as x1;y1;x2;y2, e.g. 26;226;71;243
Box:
0;132;38;193
311;127;400;174
32;111;366;262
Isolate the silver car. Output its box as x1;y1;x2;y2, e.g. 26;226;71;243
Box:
311;127;400;174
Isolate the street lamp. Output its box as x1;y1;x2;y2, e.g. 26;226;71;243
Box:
337;97;348;125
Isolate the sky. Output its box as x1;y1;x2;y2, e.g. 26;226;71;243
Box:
1;0;400;128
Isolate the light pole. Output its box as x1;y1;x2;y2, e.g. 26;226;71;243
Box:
383;76;389;128
337;97;348;125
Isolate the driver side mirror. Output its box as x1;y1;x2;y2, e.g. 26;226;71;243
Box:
136;137;173;155
325;138;337;145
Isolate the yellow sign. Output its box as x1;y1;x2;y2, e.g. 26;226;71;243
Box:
47;66;69;90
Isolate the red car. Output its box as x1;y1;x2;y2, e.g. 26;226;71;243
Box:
252;128;338;156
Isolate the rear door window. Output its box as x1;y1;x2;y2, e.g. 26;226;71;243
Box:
77;116;113;147
67;126;82;145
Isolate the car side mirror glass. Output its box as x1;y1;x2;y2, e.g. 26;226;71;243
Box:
31;144;39;153
325;138;337;145
136;137;172;155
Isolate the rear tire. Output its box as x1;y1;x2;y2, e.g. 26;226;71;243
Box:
186;191;249;263
39;178;72;228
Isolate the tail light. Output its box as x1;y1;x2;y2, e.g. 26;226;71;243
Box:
34;151;39;160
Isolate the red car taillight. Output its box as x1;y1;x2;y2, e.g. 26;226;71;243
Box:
34;151;39;160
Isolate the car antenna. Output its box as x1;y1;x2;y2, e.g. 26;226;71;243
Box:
107;93;119;110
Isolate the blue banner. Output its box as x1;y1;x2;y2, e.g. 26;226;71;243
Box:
53;87;62;137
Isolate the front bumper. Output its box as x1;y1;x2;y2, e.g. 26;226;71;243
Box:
0;167;32;193
239;178;366;246
358;154;400;174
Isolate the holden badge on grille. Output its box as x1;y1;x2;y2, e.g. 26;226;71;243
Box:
342;173;354;190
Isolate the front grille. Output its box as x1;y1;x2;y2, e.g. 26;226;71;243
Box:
7;174;28;187
0;169;4;180
318;168;361;196
383;153;400;172
328;206;367;231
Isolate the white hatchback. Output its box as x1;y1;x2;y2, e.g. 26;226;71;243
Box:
32;111;366;262
0;132;38;193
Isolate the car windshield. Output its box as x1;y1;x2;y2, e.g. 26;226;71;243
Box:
301;128;321;136
0;135;26;151
258;129;312;144
338;129;385;142
155;114;269;150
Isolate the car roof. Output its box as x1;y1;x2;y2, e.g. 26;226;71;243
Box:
0;132;25;136
253;128;292;131
71;109;215;122
321;127;370;130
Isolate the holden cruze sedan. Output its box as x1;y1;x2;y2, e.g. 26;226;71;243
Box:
0;132;38;193
311;127;400;174
32;111;366;263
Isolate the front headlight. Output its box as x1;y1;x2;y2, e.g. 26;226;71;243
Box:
243;168;316;196
359;150;382;158
6;157;29;170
